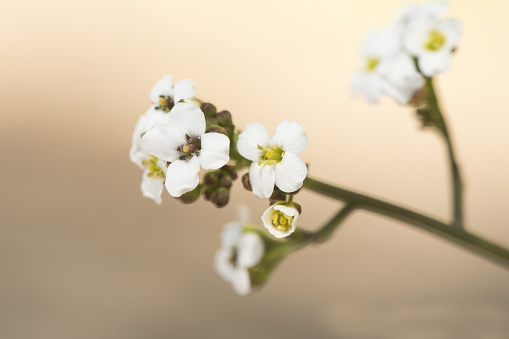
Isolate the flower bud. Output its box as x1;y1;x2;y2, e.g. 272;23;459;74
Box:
177;184;202;204
217;110;233;127
220;174;233;188
269;188;287;205
241;173;252;191
204;171;220;187
222;165;238;180
203;187;214;201
206;125;228;136
200;102;217;117
211;187;230;208
261;202;300;238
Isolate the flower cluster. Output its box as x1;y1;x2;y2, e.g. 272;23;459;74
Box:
352;1;462;105
130;77;308;239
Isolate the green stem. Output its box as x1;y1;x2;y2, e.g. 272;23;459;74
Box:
425;77;464;227
309;204;356;244
303;176;509;270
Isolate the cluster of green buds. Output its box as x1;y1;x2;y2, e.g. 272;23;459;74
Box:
202;165;238;208
201;102;235;141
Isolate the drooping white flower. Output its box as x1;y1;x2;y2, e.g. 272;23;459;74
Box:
237;120;308;199
261;202;300;238
140;102;230;197
129;106;168;204
351;29;424;105
403;16;462;77
215;207;265;296
150;75;196;111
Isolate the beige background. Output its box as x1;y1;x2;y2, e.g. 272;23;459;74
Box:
1;0;509;338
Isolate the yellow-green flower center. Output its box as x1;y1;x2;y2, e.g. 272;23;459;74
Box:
142;155;165;179
271;211;294;232
424;30;446;51
157;95;174;112
365;57;380;72
257;145;285;166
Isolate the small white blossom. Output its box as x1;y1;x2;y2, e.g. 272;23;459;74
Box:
237;120;308;199
129;106;167;204
261;202;300;238
150;75;196;110
140;102;230;197
403;16;462;77
215;207;265;295
392;1;449;32
351;29;424;105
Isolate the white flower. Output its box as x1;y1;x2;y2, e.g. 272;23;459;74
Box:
403;16;462;77
129;106;168;204
129;106;167;168
215;207;265;296
237;120;308;199
140;102;230;197
351;29;424;105
261;202;300;238
150;75;196;111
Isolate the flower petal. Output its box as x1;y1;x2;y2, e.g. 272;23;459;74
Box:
249;162;275;199
418;50;451;76
141;168;165;204
351;72;384;104
274;152;307;193
237;232;264;268
164;156;200;197
221;223;242;249
215;249;235;282
237;122;271;162
441;18;462;49
129;106;167;167
140;123;185;162
167;102;206;138
173;79;196;103
230;269;251;296
149;75;174;104
199;132;230;170
270;120;308;155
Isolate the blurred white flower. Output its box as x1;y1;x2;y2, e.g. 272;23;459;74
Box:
403;16;462;76
237;120;308;199
261;202;300;238
140;102;230;197
150;75;196;111
215;207;265;296
351;29;424;105
129;106;167;204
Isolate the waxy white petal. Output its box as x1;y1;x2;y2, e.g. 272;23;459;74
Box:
129;106;167;167
199;132;230;170
419;49;451;77
164;156;200;197
173;79;196;103
215;249;235;282
361;29;400;59
237;122;271;162
249;162;276;199
270;120;308;155
237;233;265;268
141;168;165;205
168;102;206;138
149;75;174;104
441;18;462;49
140;123;185;162
230;269;251;296
274;152;307;193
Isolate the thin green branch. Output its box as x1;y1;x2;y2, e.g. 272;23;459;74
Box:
425;77;464;227
303;176;509;270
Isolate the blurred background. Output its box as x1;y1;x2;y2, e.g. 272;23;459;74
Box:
1;0;509;338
